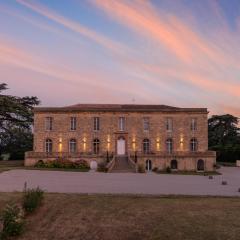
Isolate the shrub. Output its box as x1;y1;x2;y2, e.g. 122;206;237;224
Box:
34;159;90;170
0;203;25;239
97;162;107;172
166;167;171;173
152;167;158;172
137;164;145;173
22;186;44;214
35;160;44;167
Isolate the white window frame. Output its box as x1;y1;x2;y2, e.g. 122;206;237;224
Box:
191;118;197;131
70;117;77;131
143;117;150;131
45;139;52;153
45;117;53;131
190;138;198;152
166;118;173;131
166;138;173;153
93;117;100;131
69;139;77;153
119;117;125;131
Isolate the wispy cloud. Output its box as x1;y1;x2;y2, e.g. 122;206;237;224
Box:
16;0;127;54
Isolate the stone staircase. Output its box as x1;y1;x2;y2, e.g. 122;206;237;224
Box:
110;155;135;173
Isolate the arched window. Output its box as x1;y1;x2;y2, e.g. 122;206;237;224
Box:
45;139;52;153
143;139;150;154
69;139;77;153
93;138;100;154
190;138;198;152
166;138;173;153
145;159;152;171
170;159;178;170
197;159;204;171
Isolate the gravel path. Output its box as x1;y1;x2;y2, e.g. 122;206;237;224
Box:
0;167;239;196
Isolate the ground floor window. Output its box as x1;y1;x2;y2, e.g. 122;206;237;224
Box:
170;159;178;169
166;138;173;153
45;139;53;153
69;139;77;153
145;159;152;171
197;159;204;171
93;138;100;154
143;139;150;154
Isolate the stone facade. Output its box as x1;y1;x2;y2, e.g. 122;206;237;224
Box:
25;104;216;171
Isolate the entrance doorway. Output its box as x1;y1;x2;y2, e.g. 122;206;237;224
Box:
117;137;125;155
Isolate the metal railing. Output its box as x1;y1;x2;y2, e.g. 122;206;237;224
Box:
106;155;116;173
129;150;216;157
128;153;138;172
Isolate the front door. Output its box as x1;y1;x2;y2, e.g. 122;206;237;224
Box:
117;138;125;155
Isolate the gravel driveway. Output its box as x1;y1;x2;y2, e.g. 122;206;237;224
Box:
0;167;239;196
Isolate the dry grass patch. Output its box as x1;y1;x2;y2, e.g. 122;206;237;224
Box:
0;193;239;240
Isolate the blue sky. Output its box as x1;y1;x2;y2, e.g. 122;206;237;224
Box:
0;0;240;116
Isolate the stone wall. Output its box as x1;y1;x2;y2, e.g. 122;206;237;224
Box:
33;111;208;153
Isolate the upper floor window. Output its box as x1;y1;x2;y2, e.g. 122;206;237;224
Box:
45;117;53;131
119;117;126;131
45;139;53;153
70;117;77;131
166;118;173;131
93;117;100;131
190;138;198;152
143;139;150;154
69;139;77;153
143;117;150;131
190;118;197;131
166;138;173;153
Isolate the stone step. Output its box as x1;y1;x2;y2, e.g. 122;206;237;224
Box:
110;156;135;173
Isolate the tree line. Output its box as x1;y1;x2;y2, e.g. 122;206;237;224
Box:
0;83;240;162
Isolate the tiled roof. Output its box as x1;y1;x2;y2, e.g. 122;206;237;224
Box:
34;104;208;113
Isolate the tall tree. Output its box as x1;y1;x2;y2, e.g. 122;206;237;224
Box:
208;114;240;162
0;83;40;159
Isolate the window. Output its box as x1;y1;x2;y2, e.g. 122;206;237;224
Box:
45;139;52;153
170;159;178;169
45;117;53;131
190;138;198;152
143;139;150;154
93;117;100;131
143;117;150;131
197;159;204;171
69;139;77;153
119;117;125;131
166;138;173;153
93;138;100;154
70;117;77;131
145;159;152;171
191;118;197;131
166;118;173;131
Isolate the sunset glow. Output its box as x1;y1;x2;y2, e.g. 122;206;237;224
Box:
0;0;239;116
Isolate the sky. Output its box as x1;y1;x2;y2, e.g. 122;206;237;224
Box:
0;0;240;117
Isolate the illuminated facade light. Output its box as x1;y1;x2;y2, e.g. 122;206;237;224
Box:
58;137;62;152
156;138;160;151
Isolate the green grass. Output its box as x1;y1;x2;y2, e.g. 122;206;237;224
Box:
0;193;240;240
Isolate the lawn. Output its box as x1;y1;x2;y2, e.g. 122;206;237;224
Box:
0;193;239;240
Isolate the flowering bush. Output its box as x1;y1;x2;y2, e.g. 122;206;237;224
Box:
22;186;44;214
35;159;90;170
0;203;25;239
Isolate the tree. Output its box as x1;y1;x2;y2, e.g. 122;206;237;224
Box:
208;114;240;162
0;83;40;159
